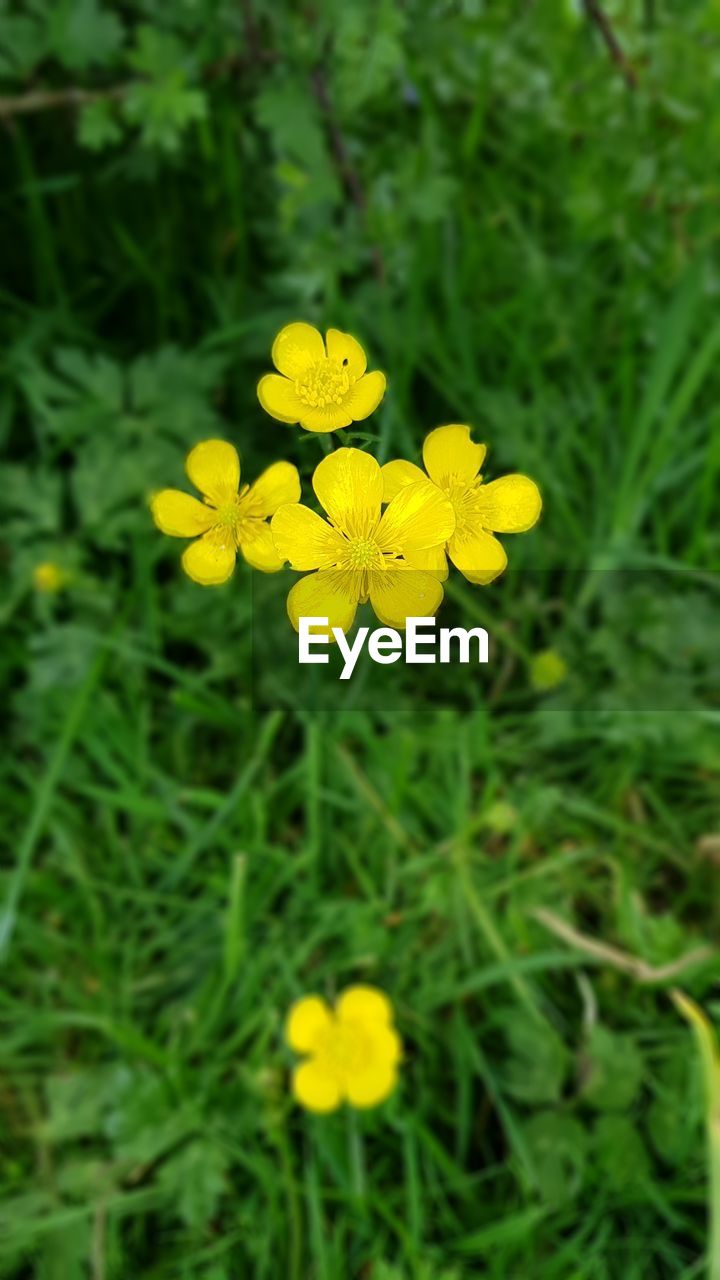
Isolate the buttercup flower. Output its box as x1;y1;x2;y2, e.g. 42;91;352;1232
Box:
257;322;386;433
530;648;568;691
271;447;455;634
382;425;541;585
286;985;402;1113
151;439;300;585
33;561;66;594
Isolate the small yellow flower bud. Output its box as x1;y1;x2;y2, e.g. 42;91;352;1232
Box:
33;562;66;594
530;648;569;691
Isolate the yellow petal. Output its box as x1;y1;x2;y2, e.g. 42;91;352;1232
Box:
297;402;354;433
181;532;236;585
185;440;240;507
292;1060;342;1114
272;322;325;379
422;425;486;489
448;526;507;585
474;475;542;533
336;986;393;1027
368;568;444;629
344;1060;398;1110
325;328;367;380
404;543;448;581
287;569;360;637
257;373;304;425
239;522;284;573
286;995;332;1052
312;448;383;538
344;370;386;422
150;489;215;538
381;459;426;503
272;504;345;570
244;461;301;517
376;479;455;555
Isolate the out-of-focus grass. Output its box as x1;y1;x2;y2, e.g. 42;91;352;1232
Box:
1;3;720;1278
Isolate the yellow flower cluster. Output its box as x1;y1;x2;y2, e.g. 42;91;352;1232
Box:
148;323;544;1114
151;322;542;638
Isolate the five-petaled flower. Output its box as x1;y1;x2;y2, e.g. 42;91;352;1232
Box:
271;447;455;635
151;439;300;585
257;322;386;434
286;985;402;1113
381;425;541;585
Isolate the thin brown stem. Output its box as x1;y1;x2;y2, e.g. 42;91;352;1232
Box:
533;906;712;984
583;0;638;90
0;83;129;120
311;66;385;283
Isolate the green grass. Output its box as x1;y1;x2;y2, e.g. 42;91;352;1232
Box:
2;3;720;1277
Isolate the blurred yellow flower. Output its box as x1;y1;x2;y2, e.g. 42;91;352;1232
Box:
257;322;386;433
530;648;568;691
271;447;455;634
151;439;300;585
286;985;402;1113
33;561;66;593
382;425;542;586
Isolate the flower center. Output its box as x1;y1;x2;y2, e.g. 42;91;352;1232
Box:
317;1022;369;1076
296;359;352;408
343;536;384;570
211;489;258;546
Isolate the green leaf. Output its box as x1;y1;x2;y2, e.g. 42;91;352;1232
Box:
49;0;124;71
503;1013;567;1104
523;1111;587;1204
78;99;123;151
159;1139;228;1229
593;1115;650;1188
582;1026;644;1111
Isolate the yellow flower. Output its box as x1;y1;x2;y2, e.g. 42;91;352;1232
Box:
151;439;300;585
33;561;66;593
530;648;568;691
257;322;386;434
286;985;402;1114
381;425;542;585
271;447;455;634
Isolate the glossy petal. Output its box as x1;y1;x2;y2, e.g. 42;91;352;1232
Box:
298;403;354;433
474;475;542;533
257;373;305;425
381;459;426;503
376;479;455;555
150;489;215;538
325;328;367;380
344;1060;398;1109
286;995;333;1053
272;504;345;570
272;322;325;379
292;1060;342;1114
185;440;240;507
448;526;507;585
368;568;444;629
422;425;486;490
239;522;284;573
287;569;360;638
312;448;383;539
345;370;386;422
404;543;449;581
336;986;393;1027
245;461;301;518
181;532;236;585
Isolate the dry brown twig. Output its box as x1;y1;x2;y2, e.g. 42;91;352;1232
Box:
533;906;713;984
583;0;638;91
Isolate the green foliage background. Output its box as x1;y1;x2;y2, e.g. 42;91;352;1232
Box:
1;1;720;1277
